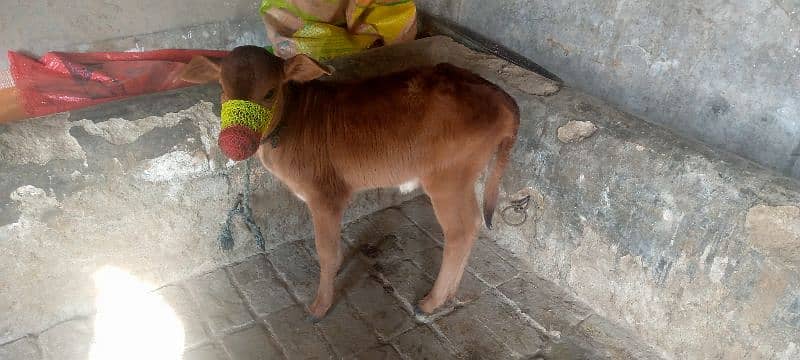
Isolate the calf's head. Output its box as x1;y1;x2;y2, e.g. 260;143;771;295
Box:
180;46;331;159
181;45;331;105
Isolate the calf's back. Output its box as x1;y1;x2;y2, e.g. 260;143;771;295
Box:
260;63;519;193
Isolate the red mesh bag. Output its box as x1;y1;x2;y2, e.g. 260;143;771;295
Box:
8;49;229;118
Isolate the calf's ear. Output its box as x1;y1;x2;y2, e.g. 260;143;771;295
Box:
179;56;222;84
283;54;333;83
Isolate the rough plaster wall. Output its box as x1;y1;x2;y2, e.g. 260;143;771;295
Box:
0;99;233;342
0;0;264;69
492;81;800;360
492;92;800;359
417;0;800;179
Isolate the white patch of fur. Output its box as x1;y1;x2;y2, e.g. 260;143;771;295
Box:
398;179;419;194
294;192;307;202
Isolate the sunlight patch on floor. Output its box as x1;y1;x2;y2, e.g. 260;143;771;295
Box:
89;266;185;360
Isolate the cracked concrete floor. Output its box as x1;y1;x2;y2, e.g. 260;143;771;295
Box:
0;196;657;360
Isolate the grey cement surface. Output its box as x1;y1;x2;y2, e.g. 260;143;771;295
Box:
0;198;660;360
416;0;800;180
2;34;800;359
0;0;264;69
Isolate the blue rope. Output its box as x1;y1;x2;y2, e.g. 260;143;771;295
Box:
218;158;266;251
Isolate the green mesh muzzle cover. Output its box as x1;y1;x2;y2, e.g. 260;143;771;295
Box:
220;99;273;133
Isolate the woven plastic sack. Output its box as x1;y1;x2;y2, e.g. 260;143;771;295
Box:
7;49;228;119
261;0;417;60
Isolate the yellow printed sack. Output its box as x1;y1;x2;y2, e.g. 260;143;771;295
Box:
260;0;417;61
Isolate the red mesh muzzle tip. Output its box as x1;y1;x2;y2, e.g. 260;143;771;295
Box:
218;125;260;161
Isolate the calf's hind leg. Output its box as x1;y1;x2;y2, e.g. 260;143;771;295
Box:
306;194;348;320
417;170;482;314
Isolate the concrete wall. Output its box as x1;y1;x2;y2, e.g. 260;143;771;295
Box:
0;0;265;69
416;0;800;179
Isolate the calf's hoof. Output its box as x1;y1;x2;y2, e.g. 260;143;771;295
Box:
305;314;323;323
416;293;452;315
308;295;333;320
413;304;431;322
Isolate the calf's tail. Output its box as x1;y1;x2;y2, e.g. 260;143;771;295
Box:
482;103;519;229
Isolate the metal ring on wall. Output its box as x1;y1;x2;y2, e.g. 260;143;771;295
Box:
500;194;532;227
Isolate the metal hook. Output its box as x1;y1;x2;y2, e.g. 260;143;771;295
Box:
501;194;532;226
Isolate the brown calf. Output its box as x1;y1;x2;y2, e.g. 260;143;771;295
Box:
180;45;519;318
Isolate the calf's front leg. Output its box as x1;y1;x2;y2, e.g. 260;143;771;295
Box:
306;197;347;320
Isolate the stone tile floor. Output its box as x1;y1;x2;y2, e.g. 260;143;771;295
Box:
0;196;657;360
